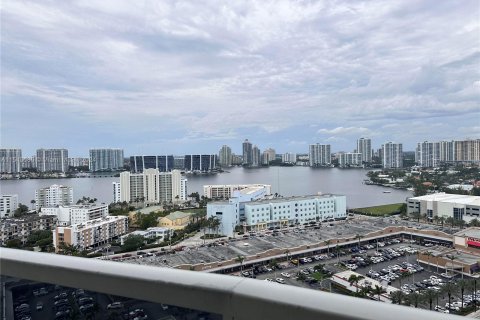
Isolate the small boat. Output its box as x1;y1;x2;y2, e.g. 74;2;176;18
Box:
382;190;391;193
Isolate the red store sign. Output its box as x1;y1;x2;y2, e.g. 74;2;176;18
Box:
467;237;480;247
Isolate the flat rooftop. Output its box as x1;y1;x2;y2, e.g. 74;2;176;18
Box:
409;193;480;206
455;227;480;239
246;194;343;204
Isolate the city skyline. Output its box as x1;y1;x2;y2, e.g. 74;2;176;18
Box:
2;1;479;156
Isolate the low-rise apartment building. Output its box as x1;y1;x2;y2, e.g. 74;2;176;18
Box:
0;214;57;245
40;204;108;226
53;215;128;251
120;227;173;245
0;194;18;218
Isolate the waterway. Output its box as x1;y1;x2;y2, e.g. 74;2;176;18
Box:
0;167;411;208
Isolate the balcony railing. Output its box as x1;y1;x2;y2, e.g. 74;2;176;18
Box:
0;248;460;320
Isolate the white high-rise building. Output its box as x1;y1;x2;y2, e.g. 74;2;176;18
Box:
219;145;232;167
118;169;187;204
0;195;18;218
0;149;22;173
36;149;69;172
204;184;272;199
35;185;73;210
309;144;331;167
357;138;372;164
89;149;124;172
381;142;403;169
113;182;121;203
338;152;362;167
282;153;297;164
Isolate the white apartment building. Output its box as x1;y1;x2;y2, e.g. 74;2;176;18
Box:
40;204;108;226
407;193;480;223
35;184;73;210
357;138;372;163
0;195;18;218
89;148;124;172
53;215;128;251
309;144;331;167
204;184;272;199
415;139;480;167
337;152;362;167
0;148;22;173
252;145;261;167
117;169;187;204
120;227;173;245
36;148;69;172
208;194;346;237
381;142;403;169
282;153;297;164
113;182;121;203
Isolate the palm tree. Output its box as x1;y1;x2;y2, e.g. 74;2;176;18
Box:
390;291;404;305
398;272;408;287
355;234;363;248
422;289;437;310
442;282;459;313
412;212;421;222
423;251;432;271
433;215;439;226
236;255;245;272
438;216;446;228
372;285;385;301
407;291;421;308
457;279;469;309
209;217;221;236
446;217;455;228
447;254;456;277
30;199;36;210
325;240;331;254
348;274;364;294
284;249;290;263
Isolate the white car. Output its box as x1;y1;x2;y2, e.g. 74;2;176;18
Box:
107;302;124;310
276;278;285;284
281;272;291;278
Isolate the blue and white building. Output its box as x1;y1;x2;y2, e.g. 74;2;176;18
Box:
208;193;346;237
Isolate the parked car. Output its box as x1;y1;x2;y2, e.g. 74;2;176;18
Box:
107;302;124;310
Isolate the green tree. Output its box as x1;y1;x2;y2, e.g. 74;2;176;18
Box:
236;255;245;272
121;235;145;252
13;204;29;217
469;219;480;227
390;291;404;305
457;279;469;309
422;289;437;310
372;285;385;301
411;212;421;223
324;240;331;254
348;274;364;294
446;217;455;228
6;239;22;248
442;282;458;313
406;291;421;308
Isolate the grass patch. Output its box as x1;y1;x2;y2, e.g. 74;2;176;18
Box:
353;203;404;216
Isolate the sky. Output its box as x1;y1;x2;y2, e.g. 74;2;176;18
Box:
1;0;479;157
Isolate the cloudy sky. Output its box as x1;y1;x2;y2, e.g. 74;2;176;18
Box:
1;0;479;157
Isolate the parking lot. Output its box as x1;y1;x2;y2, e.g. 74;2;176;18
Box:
231;238;478;315
7;279;221;320
117;216;453;269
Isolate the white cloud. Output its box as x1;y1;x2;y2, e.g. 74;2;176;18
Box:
1;0;479;154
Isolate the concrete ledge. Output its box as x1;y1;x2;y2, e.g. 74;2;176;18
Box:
0;248;460;320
